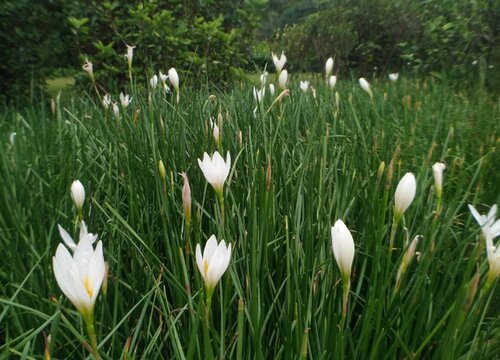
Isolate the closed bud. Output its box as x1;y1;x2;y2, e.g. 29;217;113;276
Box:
394;173;417;219
70;180;85;211
158;160;166;182
180;172;192;224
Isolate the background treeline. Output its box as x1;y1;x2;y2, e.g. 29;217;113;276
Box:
1;0;499;97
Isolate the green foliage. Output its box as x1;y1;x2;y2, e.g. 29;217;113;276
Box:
0;75;499;358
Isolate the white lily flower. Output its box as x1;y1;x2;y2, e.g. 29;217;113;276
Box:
331;219;355;280
432;162;446;198
102;94;111;109
278;70;288;90
329;75;337;89
150;74;158;89
82;59;94;80
299;81;309;93
325;57;334;77
394;172;417;219
112;102;120;118
269;83;275;96
253;87;265;103
53;222;105;318
260;71;268;87
198;151;231;196
71;180;85;211
359;77;372;98
119;92;132;108
196;235;232;292
159;70;168;84
272;51;287;73
125;44;135;68
389;73;399;82
168;68;179;90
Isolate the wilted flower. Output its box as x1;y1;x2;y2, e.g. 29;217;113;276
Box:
150;74;158;89
325;57;334;77
71;180;85;212
102;94;111;109
272;51;287;73
269;83;275;96
394;172;417;219
299;81;309;93
329;75;337;89
198;151;231;197
119;92;132;108
82;59;94;81
395;235;420;293
432;162;446;199
389;73;399;82
260;71;268;87
278;70;288;90
168;68;179;91
196;235;232;294
253;87;265;104
359;77;372;98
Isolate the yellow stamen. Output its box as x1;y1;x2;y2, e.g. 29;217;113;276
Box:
204;260;209;277
83;277;93;297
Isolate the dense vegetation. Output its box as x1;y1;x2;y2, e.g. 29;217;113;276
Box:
0;72;499;358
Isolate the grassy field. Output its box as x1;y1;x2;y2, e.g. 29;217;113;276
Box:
0;75;499;359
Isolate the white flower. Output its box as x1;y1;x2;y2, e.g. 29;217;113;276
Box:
180;172;192;223
468;204;500;281
150;75;158;89
329;75;337;89
53;222;105;317
196;235;232;291
331;219;355;280
272;51;287;73
278;70;288;90
163;83;171;94
394;173;417;218
325;57;334;77
432;162;446;198
269;83;275;96
159;70;168;84
168;68;179;90
102;94;111;109
209;117;220;145
71;180;85;211
359;77;372;97
260;71;268;87
198;151;231;195
253;87;265;103
82;59;94;80
125;45;135;68
299;81;309;93
9;132;16;145
119;92;132;108
388;73;399;82
112;102;120;118
57;221;97;253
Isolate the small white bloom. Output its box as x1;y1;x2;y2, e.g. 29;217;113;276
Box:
125;45;135;68
82;59;94;80
272;51;287;73
299;81;309;93
278;70;288;90
359;77;372;97
112;102;120;118
119;92;132;108
150;75;158;89
168;68;179;90
196;235;232;291
329;75;337;89
180;172;192;223
159;70;168;84
260;71;268;87
71;180;85;211
209;117;220;145
253;87;265;103
394;173;417;218
102;94;111;109
325;57;334;77
269;83;275;96
331;219;355;280
432;162;446;198
468;204;500;241
53;222;105;317
389;73;399;82
198;151;231;195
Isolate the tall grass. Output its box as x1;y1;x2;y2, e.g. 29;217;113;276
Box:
0;75;499;359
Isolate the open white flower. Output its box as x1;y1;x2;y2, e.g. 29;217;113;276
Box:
196;235;232;292
71;180;85;211
120;92;132;108
325;57;334;77
53;222;105;318
394;172;417;218
299;81;309;93
82;59;94;80
125;44;135;68
198;151;231;195
272;51;287;73
253;87;265;104
389;73;399;82
57;221;97;253
331;219;355;280
102;94;111;109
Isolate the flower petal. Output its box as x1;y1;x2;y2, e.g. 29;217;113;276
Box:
58;224;77;252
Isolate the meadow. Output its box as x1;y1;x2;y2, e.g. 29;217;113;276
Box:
0;70;499;359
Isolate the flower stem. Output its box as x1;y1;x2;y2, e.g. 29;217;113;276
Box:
340;280;350;330
85;317;101;360
202;293;215;360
